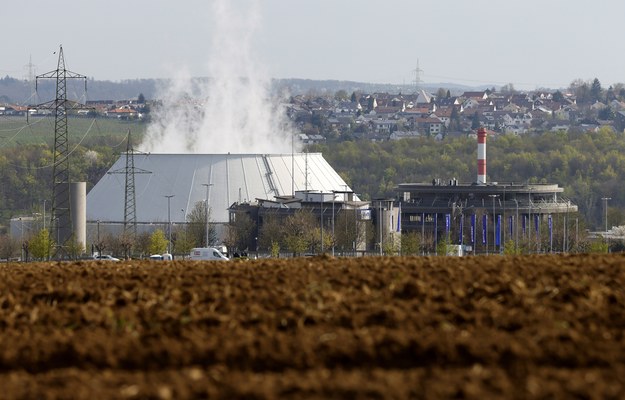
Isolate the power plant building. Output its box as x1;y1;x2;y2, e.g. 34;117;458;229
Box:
86;153;358;241
396;128;579;254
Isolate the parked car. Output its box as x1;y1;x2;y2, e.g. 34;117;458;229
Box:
149;253;172;261
93;255;120;262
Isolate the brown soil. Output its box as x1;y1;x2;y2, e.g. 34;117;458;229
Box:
1;253;625;399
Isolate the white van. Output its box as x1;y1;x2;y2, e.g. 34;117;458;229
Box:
189;247;229;261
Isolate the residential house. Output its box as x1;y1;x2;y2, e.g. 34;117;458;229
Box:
414;117;444;136
0;104;26;116
430;107;454;127
436;96;461;107
370;119;398;134
105;104;140;120
298;133;326;144
544;121;571;132
461;91;489;100
335;101;362;115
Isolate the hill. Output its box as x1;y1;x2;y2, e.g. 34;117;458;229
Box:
1;75;490;104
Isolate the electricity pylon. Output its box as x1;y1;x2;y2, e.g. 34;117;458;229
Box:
33;45;88;255
108;131;151;239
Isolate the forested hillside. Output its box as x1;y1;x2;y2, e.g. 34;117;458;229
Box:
1;126;624;232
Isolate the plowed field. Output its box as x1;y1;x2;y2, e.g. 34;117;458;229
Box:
1;254;625;399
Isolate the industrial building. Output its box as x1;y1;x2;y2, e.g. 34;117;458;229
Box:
85;152;358;243
395;128;579;254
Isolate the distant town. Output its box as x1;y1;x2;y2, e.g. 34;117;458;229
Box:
2;76;625;142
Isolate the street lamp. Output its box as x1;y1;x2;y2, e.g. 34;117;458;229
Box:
331;190;352;257
378;201;383;256
513;199;519;254
202;183;213;247
331;192;336;257
488;194;498;254
353;193;361;256
320;192;324;254
602;197;611;251
164;195;175;254
19;217;23;261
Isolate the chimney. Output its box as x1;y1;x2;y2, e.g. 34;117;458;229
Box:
477;127;487;184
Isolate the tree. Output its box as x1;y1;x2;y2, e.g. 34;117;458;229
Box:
172;227;194;258
436;88;447;100
598;106;615;120
66;234;86;260
224;212;255;253
186;201;216;247
137;93;146;104
334;209;357;254
283;210;316;256
0;234;20;261
501;83;516;94
400;231;421;255
29;229;53;260
591;78;603;102
105;232;133;259
366;96;376;112
334;90;349;101
258;213;284;255
471;112;481;130
149;229;168;255
570;79;591;104
311;112;327;130
552;90;565;103
135;232;151;258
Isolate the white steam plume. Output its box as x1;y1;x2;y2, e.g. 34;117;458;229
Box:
141;0;298;154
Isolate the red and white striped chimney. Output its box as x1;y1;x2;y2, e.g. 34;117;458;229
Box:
477;127;487;184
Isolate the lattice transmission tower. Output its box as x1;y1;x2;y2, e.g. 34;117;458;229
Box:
34;45;88;254
413;59;424;93
107;131;151;238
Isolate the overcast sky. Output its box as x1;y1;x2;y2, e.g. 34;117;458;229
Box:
2;0;624;90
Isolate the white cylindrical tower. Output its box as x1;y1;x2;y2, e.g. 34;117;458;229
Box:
477;127;487;184
70;182;87;252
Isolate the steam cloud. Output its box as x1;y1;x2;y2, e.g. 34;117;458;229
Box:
140;0;298;154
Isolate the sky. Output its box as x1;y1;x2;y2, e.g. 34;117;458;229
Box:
2;0;625;91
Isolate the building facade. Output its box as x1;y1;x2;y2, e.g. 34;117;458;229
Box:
396;181;578;254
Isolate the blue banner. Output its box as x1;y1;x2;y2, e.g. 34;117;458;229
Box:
548;215;552;249
445;214;450;235
522;215;526;235
509;215;513;237
482;214;487;245
471;214;475;244
535;214;540;238
496;215;501;246
459;214;464;244
434;213;438;241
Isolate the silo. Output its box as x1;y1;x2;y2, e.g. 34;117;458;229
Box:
70;182;87;252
